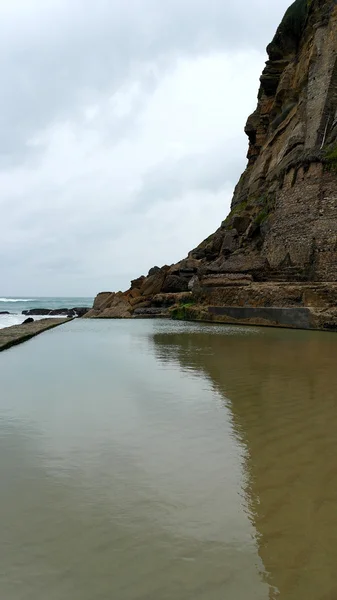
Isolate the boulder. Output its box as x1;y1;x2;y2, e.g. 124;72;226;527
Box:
131;276;145;290
221;230;239;256
147;266;161;277
48;308;69;316
91;291;133;318
22;317;34;324
129;295;149;307
22;308;50;315
169;258;200;274
93;292;114;311
100;302;132;318
188;276;201;293
129;288;141;299
191;247;207;260
231;215;251;235
131;301;151;310
140;270;167;296
0;311;10;315
162;274;188;293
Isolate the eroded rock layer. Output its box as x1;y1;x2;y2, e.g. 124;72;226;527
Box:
87;0;337;330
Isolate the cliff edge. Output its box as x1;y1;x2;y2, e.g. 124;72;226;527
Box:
86;0;337;330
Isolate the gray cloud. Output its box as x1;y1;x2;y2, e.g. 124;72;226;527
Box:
0;0;290;166
136;144;245;207
0;0;291;295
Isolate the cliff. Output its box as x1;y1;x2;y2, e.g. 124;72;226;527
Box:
86;0;337;330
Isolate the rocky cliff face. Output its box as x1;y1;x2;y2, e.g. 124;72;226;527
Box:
192;0;337;280
86;0;337;329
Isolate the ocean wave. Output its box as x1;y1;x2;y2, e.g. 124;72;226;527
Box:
0;298;35;302
0;313;66;329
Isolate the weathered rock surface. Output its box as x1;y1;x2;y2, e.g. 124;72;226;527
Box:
23;307;89;318
88;0;337;330
23;308;50;316
189;0;337;282
133;307;169;318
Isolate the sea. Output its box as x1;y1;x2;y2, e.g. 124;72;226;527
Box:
0;297;94;329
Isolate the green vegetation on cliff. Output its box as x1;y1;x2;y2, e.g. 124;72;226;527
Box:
222;200;248;228
171;302;195;320
324;145;337;173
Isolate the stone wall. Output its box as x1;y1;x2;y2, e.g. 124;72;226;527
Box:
198;281;337;309
261;163;337;280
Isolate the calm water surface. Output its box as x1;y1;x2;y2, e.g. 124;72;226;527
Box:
1;319;337;600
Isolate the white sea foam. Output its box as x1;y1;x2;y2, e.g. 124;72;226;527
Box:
0;314;23;329
0;314;65;330
0;298;35;302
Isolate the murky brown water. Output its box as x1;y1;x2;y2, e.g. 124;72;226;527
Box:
1;319;337;600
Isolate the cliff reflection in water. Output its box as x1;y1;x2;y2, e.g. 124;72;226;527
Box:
151;324;337;600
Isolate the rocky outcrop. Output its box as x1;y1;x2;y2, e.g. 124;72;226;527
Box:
22;308;50;315
23;307;89;318
83;265;195;319
89;0;337;330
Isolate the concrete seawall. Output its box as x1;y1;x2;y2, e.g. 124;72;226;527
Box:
0;319;70;352
208;306;314;330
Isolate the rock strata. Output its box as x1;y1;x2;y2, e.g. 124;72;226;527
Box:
88;0;337;331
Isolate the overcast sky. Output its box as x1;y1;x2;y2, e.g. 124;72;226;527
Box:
0;0;291;296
